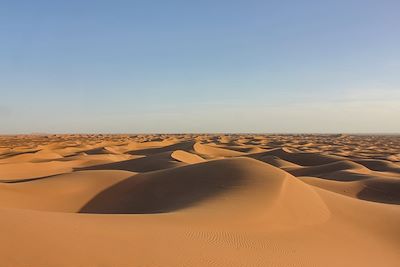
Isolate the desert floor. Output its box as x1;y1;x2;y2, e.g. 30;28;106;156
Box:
0;134;399;266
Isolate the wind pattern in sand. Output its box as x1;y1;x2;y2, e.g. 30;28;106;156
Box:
0;134;399;266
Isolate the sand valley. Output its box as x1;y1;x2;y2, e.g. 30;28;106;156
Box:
0;134;399;266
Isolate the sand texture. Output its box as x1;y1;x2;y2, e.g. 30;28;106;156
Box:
0;134;399;266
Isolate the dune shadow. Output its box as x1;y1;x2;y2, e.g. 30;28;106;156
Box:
247;149;344;166
288;169;373;182
0;149;41;159
357;179;400;205
311;171;371;182
127;141;195;156
79;163;244;214
76;153;183;173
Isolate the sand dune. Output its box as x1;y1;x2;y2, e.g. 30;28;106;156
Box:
79;151;185;172
288;160;370;176
254;147;347;166
171;149;206;164
0;134;399;266
193;142;245;157
353;159;400;173
0;170;134;212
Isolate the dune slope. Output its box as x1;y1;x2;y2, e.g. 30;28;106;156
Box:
0;134;399;267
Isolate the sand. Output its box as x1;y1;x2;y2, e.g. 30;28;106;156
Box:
0;134;399;266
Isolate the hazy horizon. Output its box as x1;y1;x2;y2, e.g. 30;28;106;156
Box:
1;0;399;134
2;131;400;136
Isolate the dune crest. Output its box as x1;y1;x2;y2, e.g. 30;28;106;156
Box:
171;149;205;164
0;134;399;267
193;142;245;157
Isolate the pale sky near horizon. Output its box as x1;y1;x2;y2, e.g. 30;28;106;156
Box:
1;0;399;134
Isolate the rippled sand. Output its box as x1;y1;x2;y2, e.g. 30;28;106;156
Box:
0;134;399;266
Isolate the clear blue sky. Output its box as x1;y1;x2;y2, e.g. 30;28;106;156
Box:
1;0;399;133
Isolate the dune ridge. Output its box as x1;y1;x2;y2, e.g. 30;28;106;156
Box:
0;134;399;266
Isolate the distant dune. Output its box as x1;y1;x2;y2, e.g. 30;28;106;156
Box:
0;134;399;266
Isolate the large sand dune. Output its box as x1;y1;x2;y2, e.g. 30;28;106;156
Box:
0;134;399;266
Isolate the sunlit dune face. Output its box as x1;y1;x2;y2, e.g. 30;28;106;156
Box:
0;134;399;266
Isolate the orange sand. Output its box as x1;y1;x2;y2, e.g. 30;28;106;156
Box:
0;134;399;266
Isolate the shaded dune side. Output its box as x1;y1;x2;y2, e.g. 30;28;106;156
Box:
302;176;400;204
0;149;63;163
250;155;301;169
0;153;134;181
250;148;346;166
126;141;196;155
82;147;119;155
288;160;370;177
80;158;250;214
247;149;400;205
210;145;267;154
80;158;330;226
359;178;400;204
0;161;80;181
1;157;331;220
78;151;185;172
353;159;400;174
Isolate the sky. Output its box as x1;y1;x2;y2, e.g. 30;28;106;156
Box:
1;0;399;134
